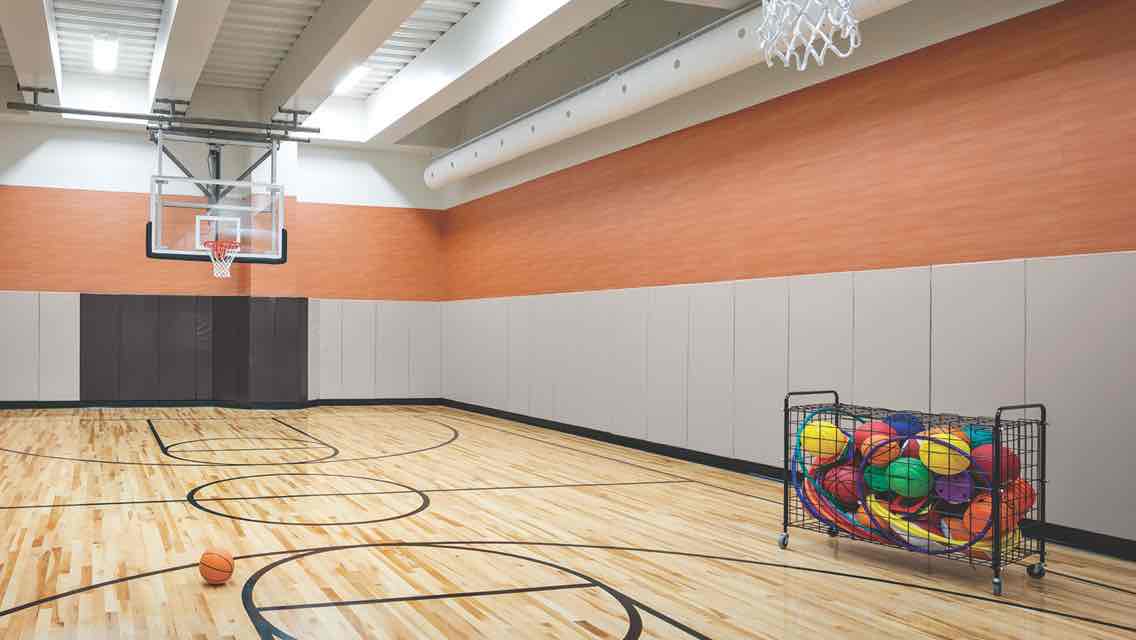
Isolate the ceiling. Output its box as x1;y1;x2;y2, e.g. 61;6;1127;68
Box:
340;0;479;100
0;28;10;68
199;0;325;90
53;0;165;79
0;0;737;151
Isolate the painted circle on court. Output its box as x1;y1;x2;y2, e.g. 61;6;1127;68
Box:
185;473;429;526
242;544;641;640
164;437;338;465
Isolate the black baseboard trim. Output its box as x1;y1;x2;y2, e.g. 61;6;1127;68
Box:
316;398;445;407
439;399;783;481
438;400;1135;563
1023;521;1136;562
3;396;1132;562
0;398;444;410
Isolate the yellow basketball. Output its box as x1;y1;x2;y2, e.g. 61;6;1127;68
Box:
917;432;971;475
800;420;848;458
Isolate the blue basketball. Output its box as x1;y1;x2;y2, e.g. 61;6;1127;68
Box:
963;424;994;447
885;412;925;438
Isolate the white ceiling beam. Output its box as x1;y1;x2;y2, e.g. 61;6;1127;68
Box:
148;0;231;106
363;0;626;145
0;0;63;105
663;0;749;9
258;0;422;121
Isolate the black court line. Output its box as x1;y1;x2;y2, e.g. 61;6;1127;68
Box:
2;539;1131;635
3;409;1131;598
0;415;458;467
173;446;332;453
0;480;691;511
243;543;643;640
1048;570;1136;597
151;418;342;466
628;596;712;640
258;582;594;612
420;410;781;506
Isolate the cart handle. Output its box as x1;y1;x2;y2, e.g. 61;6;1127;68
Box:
995;403;1046;425
784;390;840;410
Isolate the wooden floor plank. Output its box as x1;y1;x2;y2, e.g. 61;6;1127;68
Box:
0;406;1132;638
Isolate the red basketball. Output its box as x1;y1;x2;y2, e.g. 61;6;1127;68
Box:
852;421;895;451
971;444;1021;483
821;464;863;507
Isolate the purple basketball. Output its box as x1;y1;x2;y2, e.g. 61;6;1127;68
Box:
934;472;974;504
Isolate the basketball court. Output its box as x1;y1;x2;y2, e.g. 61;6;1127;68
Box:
1;0;1134;638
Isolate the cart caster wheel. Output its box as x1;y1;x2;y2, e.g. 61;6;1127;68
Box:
826;526;839;537
778;533;789;549
992;577;1003;596
1027;563;1046;579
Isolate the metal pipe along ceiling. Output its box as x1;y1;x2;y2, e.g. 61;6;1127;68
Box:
424;0;912;189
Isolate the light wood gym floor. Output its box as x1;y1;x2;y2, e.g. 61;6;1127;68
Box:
0;406;1132;639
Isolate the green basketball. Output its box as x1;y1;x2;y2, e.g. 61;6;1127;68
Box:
864;465;891;492
886;458;932;498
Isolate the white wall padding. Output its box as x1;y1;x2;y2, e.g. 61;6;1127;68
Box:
646;285;690;448
340;300;377;399
931;260;1026;416
853;267;930;412
788;273;853;402
408;302;442;398
424;0;913;188
376;302;411;399
38;292;80;401
687;282;735;458
604;289;649;440
0;292;39;401
733;277;789;465
317;299;343;399
1026;252;1136;539
308;299;320;401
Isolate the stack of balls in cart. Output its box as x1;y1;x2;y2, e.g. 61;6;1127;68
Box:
794;412;1036;557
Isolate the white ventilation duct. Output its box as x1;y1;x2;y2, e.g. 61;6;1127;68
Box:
425;0;911;189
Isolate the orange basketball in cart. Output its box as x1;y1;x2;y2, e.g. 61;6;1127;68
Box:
199;549;235;585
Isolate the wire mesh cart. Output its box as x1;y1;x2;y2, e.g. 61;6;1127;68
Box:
781;390;1047;595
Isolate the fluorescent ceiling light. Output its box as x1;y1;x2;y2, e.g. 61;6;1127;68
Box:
333;66;368;96
92;35;119;74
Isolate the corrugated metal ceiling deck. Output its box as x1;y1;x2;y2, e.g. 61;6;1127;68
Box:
52;0;165;79
340;0;479;100
198;0;325;90
0;28;11;68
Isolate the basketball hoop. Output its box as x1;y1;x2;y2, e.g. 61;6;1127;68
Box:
204;240;240;279
757;0;861;71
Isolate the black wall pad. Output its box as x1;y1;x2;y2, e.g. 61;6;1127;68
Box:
80;294;121;401
157;296;197;401
211;296;250;404
194;297;213;400
80;294;305;405
247;298;308;404
118;295;161;401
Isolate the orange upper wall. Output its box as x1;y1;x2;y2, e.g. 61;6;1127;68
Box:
250;200;445;300
441;0;1136;299
0;188;445;299
1;1;1133;301
0;185;249;296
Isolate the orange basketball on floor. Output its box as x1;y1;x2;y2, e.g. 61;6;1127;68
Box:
199;550;234;585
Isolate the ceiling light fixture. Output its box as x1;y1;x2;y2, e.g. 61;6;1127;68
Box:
92;34;119;74
333;66;368;96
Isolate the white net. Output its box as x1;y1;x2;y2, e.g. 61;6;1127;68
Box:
757;0;861;71
205;240;240;279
